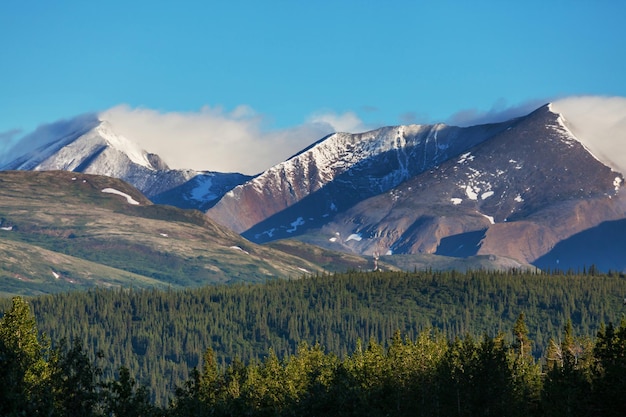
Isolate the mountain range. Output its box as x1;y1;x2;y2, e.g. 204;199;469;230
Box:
2;98;626;292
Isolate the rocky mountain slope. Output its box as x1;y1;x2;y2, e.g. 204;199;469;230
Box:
3;99;625;272
296;106;625;266
204;104;626;271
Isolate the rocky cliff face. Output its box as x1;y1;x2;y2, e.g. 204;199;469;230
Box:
207;120;517;235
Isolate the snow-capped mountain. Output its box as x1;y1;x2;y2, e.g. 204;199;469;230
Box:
301;106;624;261
1;116;251;207
206;120;517;234
206;103;626;270
4;98;626;271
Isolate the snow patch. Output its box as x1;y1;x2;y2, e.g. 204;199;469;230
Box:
481;191;494;200
346;233;362;242
160;233;168;237
0;226;13;231
480;213;495;224
101;188;140;205
329;237;338;242
514;194;524;202
229;246;250;255
614;177;622;192
450;198;463;205
457;152;474;164
465;185;478;200
52;271;60;279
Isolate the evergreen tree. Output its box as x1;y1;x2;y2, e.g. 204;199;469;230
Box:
0;296;52;416
50;340;102;417
592;319;626;417
102;366;156;417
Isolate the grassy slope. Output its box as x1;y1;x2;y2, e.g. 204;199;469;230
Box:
0;171;328;295
0;171;535;296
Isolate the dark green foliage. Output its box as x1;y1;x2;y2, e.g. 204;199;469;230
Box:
2;268;626;404
101;366;158;417
592;319;626;417
0;296;53;416
50;340;102;417
3;283;626;416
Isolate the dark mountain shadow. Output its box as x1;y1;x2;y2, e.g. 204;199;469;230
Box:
534;219;626;273
152;172;253;211
435;229;486;258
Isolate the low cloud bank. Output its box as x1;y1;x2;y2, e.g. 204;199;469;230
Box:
101;105;368;174
2;97;624;176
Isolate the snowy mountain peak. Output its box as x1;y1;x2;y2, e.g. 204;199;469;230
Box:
89;120;154;169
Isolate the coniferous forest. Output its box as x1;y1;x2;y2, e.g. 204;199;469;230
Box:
2;268;626;416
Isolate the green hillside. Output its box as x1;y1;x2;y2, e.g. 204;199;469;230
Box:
0;171;332;294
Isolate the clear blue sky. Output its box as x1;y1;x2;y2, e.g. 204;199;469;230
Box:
1;0;625;169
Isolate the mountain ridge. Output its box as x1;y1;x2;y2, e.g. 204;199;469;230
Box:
2;99;626;272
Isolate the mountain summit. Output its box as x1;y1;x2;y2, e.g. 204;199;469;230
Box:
3;98;626;272
205;103;626;270
1;116;251;209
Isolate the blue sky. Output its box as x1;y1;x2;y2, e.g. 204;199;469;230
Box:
2;0;625;173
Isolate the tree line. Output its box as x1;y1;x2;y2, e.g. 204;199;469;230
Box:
1;268;626;406
3;295;626;416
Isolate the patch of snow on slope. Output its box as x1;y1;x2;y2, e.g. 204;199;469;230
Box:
465;185;478;200
551;97;626;175
101;188;140;205
346;233;362;242
229;246;250;254
514;194;524;202
614;177;622;192
480;212;495;224
481;191;494;200
451;198;463;205
457;152;474;164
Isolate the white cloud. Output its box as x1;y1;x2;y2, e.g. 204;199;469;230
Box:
306;111;370;134
552;96;626;175
100;105;355;174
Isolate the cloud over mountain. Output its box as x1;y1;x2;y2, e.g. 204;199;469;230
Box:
100;105;366;174
551;96;626;175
